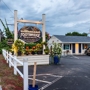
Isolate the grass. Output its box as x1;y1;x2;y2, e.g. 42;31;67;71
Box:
0;54;23;90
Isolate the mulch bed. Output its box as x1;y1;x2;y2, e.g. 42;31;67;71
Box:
0;54;23;90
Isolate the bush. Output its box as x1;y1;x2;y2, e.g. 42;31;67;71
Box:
0;39;11;54
50;43;62;58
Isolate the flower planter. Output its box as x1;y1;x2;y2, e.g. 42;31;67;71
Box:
32;51;35;55
28;85;38;90
18;51;22;56
37;51;42;55
12;51;14;55
54;55;60;64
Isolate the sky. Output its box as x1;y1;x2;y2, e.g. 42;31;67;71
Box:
0;0;90;36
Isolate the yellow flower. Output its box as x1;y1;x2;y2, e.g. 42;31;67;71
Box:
12;44;18;55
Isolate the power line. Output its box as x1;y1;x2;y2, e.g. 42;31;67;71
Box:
2;0;14;15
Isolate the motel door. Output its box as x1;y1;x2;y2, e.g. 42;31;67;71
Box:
72;44;75;53
79;44;81;53
72;43;81;54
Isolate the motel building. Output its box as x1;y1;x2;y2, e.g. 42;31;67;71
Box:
48;35;90;56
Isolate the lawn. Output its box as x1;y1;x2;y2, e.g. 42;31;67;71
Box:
0;54;23;90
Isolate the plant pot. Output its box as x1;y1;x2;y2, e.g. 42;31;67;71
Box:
18;51;22;56
32;51;35;55
12;51;14;55
44;50;49;55
54;56;60;64
28;85;38;90
37;51;42;55
45;53;48;55
26;53;29;55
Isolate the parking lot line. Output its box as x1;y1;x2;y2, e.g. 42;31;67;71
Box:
29;74;63;90
46;74;63;78
29;73;63;78
73;56;79;59
28;78;51;84
29;73;50;77
39;76;63;90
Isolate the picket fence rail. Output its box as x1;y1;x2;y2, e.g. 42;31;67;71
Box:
2;49;28;90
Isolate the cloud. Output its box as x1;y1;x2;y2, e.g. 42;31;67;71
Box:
54;19;90;27
0;0;90;35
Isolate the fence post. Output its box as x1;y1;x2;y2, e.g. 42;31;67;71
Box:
2;49;3;57
14;55;17;75
6;51;8;63
9;52;12;68
23;58;28;90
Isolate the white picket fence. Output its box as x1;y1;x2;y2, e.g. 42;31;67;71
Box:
2;49;28;90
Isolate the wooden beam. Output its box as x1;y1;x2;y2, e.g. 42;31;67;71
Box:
17;20;43;24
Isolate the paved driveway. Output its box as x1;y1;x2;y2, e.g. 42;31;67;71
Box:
18;55;90;90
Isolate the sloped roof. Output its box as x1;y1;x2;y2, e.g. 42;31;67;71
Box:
54;35;90;43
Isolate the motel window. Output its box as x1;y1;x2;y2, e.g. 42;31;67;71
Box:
70;44;71;50
88;44;90;47
64;44;70;50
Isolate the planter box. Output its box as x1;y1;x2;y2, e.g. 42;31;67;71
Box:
17;55;49;66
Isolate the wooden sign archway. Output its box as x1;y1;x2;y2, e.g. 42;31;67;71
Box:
14;10;46;54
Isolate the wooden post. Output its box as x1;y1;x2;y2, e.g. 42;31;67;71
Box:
32;62;37;87
42;14;46;54
14;10;18;42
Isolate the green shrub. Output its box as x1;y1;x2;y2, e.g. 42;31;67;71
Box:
0;39;11;54
50;43;62;58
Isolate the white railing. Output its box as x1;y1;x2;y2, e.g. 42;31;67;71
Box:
2;49;28;90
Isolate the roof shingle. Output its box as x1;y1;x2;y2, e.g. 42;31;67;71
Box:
54;35;90;43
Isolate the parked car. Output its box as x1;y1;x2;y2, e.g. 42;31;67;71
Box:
85;47;90;56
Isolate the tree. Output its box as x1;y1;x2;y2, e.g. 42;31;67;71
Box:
65;32;72;36
65;31;87;36
0;19;14;39
81;32;87;36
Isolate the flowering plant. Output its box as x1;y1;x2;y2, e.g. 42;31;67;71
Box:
12;39;25;55
50;43;62;58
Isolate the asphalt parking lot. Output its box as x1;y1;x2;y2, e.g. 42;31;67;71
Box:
18;55;90;90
